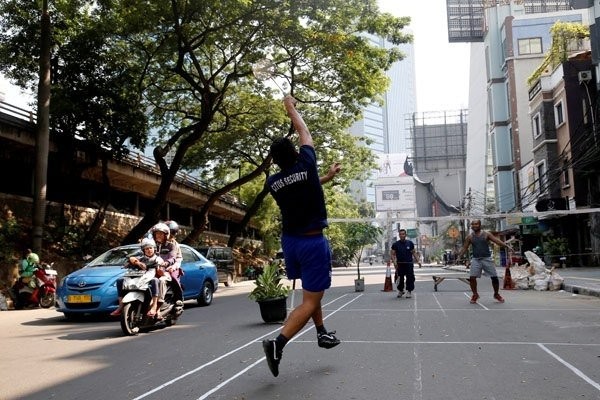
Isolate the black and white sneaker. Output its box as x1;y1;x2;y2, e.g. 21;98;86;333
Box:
317;331;341;349
262;339;282;377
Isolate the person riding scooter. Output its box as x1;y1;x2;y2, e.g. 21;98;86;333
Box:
110;238;162;317
11;252;39;308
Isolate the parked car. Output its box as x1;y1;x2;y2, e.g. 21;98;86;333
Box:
196;246;236;286
56;243;218;319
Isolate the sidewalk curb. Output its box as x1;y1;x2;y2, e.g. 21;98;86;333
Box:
561;283;600;298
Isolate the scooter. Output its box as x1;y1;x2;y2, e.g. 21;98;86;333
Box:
12;263;58;309
119;269;183;336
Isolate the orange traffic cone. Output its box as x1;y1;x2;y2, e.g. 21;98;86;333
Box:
382;261;393;292
503;265;515;290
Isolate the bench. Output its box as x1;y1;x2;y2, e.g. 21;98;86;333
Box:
431;273;471;291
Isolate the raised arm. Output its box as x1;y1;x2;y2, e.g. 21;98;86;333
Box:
283;95;313;148
320;162;341;184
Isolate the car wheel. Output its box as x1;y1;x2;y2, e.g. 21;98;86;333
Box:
224;272;233;287
197;281;213;306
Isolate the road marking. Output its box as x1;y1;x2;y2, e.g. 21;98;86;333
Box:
131;293;361;400
537;343;600;392
464;292;489;310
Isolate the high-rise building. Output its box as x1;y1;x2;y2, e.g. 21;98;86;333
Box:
349;35;416;204
449;0;588;222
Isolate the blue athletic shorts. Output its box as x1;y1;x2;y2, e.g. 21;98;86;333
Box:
281;233;332;292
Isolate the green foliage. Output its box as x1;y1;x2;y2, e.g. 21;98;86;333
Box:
544;236;569;257
248;262;290;301
344;222;382;279
0;209;22;264
0;0;412;244
0;0;149;156
527;21;589;86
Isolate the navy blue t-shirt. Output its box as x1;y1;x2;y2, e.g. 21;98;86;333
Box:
267;145;328;235
391;239;415;266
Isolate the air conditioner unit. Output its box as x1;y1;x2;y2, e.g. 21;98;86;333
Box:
578;70;592;83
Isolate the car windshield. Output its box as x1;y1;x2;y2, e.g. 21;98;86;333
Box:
87;246;141;267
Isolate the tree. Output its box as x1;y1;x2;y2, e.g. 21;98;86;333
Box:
115;0;411;244
0;0;412;248
344;222;382;280
0;0;150;251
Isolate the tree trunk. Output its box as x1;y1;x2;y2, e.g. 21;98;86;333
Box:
227;179;270;248
32;0;51;253
183;156;272;245
81;158;110;253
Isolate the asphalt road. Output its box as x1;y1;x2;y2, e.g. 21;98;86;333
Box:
1;265;600;400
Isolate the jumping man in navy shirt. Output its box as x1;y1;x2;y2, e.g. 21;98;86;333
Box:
262;95;342;377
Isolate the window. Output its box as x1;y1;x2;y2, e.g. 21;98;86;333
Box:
532;113;541;138
562;158;570;188
536;161;547;195
518;38;542;55
555;101;564;126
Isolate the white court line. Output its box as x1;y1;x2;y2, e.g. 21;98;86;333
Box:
195;293;363;400
464;292;489;309
290;340;600;346
537;343;600;392
412;292;423;400
131;292;360;400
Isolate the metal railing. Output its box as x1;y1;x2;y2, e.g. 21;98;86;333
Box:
0;100;245;209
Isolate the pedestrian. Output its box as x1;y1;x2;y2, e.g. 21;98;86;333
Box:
391;228;421;298
262;95;342;377
456;219;513;304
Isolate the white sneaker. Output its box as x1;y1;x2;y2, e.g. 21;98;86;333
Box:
397;291;405;298
406;292;412;298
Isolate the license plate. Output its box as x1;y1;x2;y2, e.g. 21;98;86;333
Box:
67;294;92;303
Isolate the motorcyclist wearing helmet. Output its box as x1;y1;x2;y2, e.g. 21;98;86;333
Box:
151;222;181;304
110;238;163;317
11;250;40;308
20;251;39;280
164;220;184;302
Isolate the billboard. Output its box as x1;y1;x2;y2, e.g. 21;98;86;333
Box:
375;183;415;212
375;153;412;179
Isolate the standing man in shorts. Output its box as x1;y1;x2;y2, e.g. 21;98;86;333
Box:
457;219;513;304
262;95;342;377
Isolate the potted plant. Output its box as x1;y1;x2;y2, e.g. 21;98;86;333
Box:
345;223;383;292
248;262;290;323
543;236;569;267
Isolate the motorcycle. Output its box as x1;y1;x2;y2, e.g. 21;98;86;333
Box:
119;268;183;336
12;262;58;309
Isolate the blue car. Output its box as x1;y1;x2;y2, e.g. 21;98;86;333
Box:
56;243;218;319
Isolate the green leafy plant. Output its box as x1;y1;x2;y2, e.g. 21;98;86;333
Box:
248;263;290;302
544;236;569;258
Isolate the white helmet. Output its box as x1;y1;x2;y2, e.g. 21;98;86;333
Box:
140;238;156;250
151;222;170;240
